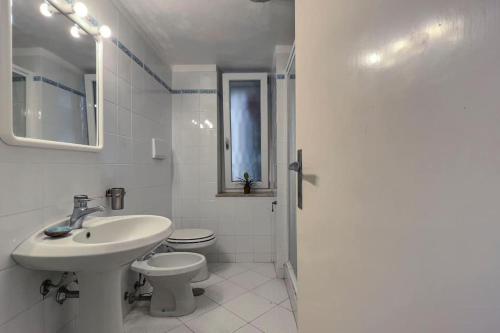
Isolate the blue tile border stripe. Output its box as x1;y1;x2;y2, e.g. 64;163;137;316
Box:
170;89;218;95
112;38;178;94
275;73;295;80
112;38;218;95
33;76;86;97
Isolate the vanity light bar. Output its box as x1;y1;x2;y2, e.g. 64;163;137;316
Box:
41;0;112;39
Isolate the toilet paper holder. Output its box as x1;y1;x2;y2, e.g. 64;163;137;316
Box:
106;188;126;210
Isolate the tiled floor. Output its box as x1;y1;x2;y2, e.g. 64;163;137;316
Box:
124;263;297;333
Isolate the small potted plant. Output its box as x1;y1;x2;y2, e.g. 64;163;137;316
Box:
238;172;254;194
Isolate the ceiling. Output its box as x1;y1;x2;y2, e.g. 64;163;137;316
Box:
115;0;295;71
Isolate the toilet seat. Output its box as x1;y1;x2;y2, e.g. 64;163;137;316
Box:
166;229;216;250
167;228;215;244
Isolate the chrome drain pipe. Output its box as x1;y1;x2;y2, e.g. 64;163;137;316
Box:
56;286;79;304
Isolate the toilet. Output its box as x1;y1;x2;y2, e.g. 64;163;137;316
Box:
131;252;206;317
166;228;216;282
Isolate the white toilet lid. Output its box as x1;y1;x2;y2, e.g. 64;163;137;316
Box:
167;228;215;243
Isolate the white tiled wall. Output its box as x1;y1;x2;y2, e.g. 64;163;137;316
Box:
171;66;275;263
0;1;172;331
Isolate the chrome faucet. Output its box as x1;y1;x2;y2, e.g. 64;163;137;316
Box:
69;195;105;229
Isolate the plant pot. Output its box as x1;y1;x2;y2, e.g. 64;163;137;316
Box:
244;185;251;194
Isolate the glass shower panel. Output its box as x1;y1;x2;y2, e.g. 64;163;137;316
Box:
230;80;262;181
288;59;297;275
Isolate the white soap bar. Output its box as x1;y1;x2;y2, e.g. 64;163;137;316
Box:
152;138;168;160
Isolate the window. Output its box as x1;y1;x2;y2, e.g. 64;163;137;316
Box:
222;73;269;191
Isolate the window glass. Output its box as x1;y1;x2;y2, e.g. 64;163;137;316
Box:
229;80;262;181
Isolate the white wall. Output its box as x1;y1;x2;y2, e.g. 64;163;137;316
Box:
297;0;500;332
171;66;275;263
0;0;172;331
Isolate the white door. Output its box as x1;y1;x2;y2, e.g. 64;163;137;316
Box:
297;0;500;332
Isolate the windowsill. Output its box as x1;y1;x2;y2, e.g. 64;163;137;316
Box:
216;191;276;198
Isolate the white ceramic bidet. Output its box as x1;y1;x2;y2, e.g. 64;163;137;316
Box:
166;228;216;281
131;252;206;317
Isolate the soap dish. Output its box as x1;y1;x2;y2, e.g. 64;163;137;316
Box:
44;226;72;238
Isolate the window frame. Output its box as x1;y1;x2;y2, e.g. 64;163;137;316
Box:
222;73;269;191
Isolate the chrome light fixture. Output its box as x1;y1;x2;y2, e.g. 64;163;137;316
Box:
39;1;112;39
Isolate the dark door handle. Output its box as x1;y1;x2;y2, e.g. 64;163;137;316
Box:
288;161;301;172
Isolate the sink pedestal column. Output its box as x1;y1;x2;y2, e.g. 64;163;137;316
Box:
76;269;123;333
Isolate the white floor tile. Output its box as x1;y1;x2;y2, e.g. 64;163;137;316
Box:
191;273;224;289
252;279;288;304
185;307;246;333
234;324;263;333
123;266;290;333
223;292;275;322
228;270;270;290
250;263;277;279
124;307;183;333
168;325;194;333
125;326;147;333
178;295;218;323
209;263;251;278
237;262;260;270
205;280;247;304
252;306;297;333
279;298;292;311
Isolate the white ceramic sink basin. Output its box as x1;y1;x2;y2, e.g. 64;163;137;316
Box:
13;215;172;272
12;214;173;333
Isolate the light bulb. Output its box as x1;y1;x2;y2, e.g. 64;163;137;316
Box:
73;2;88;17
99;25;111;38
70;25;81;38
365;52;382;65
40;3;53;17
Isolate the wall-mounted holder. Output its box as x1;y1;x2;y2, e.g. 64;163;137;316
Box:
152;138;168;160
106;188;126;210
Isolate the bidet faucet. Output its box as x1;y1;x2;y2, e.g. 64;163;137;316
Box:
69;195;105;230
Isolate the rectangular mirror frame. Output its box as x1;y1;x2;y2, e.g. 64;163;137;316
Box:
0;0;104;152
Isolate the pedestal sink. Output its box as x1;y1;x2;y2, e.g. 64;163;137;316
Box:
12;215;173;333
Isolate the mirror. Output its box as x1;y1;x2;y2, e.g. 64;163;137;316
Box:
0;0;102;151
